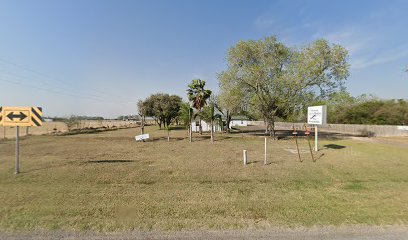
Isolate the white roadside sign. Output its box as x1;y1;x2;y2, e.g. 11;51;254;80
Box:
307;105;327;125
307;105;327;152
135;133;149;141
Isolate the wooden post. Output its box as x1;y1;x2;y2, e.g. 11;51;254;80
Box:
243;150;247;165
315;125;318;152
15;126;20;174
264;137;267;165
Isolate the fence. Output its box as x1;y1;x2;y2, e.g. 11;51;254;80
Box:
248;121;408;137
1;120;139;139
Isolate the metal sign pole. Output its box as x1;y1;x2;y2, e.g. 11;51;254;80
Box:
293;125;302;162
314;125;318;152
305;124;315;162
15;126;20;174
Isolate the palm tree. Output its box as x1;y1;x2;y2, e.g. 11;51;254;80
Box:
187;79;212;134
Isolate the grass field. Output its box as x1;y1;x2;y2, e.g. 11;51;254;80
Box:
0;126;407;232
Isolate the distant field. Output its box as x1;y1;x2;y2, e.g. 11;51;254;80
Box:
0;126;407;232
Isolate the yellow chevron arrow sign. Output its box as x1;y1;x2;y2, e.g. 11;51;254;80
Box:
0;106;43;127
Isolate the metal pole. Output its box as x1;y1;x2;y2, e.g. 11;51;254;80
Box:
305;124;315;162
315;125;318;152
264;137;267;165
15;126;20;174
189;108;192;143
293;125;302;162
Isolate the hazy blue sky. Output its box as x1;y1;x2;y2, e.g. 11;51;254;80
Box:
0;0;407;118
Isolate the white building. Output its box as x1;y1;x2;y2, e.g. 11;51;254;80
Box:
229;116;249;128
191;120;222;132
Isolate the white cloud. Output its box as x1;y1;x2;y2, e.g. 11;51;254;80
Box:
311;28;408;70
351;47;408;70
254;16;277;31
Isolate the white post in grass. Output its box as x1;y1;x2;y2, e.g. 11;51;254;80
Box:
264;137;267;165
315;125;318;152
243;150;247;165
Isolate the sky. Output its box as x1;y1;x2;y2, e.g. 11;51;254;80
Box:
0;0;407;118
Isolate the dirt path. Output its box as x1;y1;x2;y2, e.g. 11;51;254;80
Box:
1;226;408;240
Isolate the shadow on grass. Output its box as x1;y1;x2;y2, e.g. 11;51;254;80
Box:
165;126;187;131
85;160;136;164
314;153;325;161
150;137;186;142
324;144;346;149
247;160;260;165
229;126;355;141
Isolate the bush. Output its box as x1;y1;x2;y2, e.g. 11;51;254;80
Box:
359;129;375;137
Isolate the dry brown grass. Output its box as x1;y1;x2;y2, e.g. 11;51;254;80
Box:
0;126;407;232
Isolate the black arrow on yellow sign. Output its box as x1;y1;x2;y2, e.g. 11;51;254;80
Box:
7;112;28;121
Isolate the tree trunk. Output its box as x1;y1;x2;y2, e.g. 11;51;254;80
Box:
141;116;145;135
210;120;214;143
226;115;232;133
189;124;192;142
199;118;203;135
267;119;277;140
156;118;162;129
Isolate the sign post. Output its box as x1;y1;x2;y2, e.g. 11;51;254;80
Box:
135;133;150;141
15;126;20;174
307;105;327;152
264;137;267;165
314;125;318;152
0;106;43;174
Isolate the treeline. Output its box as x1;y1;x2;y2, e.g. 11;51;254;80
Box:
51;115;104;121
318;92;408;125
138;80;226;142
134;35;407;141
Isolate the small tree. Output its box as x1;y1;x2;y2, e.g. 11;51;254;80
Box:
164;125;171;142
137;100;147;135
62;115;81;132
198;99;221;143
138;93;182;129
179;102;194;142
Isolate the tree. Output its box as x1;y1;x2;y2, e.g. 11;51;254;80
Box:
179;102;194;142
187;79;212;134
137;100;147;135
197;97;221;143
138;93;182;129
313;91;357;123
62;115;82;132
217;78;245;133
218;36;349;139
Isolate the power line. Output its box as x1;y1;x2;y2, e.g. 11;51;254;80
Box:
0;57;136;102
0;78;113;103
0;77;133;104
0;71;110;101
